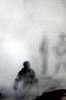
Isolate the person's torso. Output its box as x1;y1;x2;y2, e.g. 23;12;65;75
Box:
20;68;35;83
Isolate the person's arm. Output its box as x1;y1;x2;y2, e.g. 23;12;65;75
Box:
14;71;22;90
30;69;36;79
31;69;38;84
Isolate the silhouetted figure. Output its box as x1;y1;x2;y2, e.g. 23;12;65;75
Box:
14;61;38;89
40;37;48;74
53;33;66;75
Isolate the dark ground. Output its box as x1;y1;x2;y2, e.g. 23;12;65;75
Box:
33;89;66;100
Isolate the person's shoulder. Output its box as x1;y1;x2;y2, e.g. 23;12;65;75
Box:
30;68;35;72
22;68;25;70
30;68;33;70
19;68;24;74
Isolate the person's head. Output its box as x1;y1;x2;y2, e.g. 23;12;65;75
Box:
23;61;30;69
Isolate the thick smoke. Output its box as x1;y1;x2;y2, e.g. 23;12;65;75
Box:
53;33;66;76
0;0;66;100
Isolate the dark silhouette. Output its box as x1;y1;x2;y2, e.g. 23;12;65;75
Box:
32;89;66;100
14;61;38;89
40;37;49;74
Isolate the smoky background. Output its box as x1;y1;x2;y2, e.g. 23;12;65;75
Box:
0;0;66;100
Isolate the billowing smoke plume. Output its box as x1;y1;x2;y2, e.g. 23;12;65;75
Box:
53;33;66;76
40;36;49;74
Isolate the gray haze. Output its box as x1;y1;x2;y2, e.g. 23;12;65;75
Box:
0;0;66;99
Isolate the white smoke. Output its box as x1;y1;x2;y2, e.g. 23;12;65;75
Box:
0;0;66;99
